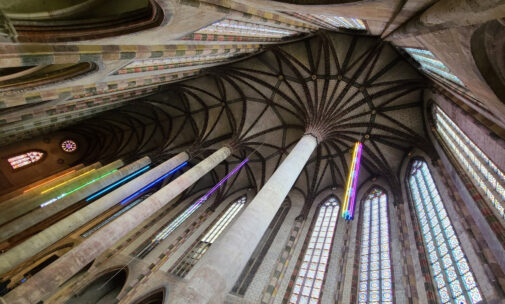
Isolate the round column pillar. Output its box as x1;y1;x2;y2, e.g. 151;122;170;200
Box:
170;134;318;304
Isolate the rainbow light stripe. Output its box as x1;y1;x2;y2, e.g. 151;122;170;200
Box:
151;158;249;243
341;142;362;220
119;162;188;205
40;169;118;207
41;169;95;194
85;165;151;202
23;170;76;193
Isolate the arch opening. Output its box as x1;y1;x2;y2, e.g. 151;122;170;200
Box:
3;0;164;42
66;268;127;304
133;289;165;304
471;20;505;104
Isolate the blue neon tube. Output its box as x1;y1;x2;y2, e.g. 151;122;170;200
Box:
119;161;188;205
85;165;151;202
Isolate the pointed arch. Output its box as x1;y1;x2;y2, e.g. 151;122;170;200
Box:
68;267;128;304
132;288;166;304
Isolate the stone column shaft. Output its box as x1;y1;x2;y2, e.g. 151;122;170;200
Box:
0;157;151;242
1;147;231;304
171;134;317;304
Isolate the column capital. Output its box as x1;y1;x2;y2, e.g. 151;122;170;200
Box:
304;127;324;144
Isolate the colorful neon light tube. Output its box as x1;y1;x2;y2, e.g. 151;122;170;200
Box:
119;162;188;205
151;157;249;243
40;169;118;207
23;170;76;193
131;158;249;259
341;142;362;220
41;169;95;194
85;165;151;202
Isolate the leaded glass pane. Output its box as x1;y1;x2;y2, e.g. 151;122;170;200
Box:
195;19;297;38
357;189;393;303
8;151;44;169
289;197;339;304
434;106;505;221
171;196;246;277
408;160;483;303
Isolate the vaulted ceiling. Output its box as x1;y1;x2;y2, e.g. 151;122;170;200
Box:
63;31;432;208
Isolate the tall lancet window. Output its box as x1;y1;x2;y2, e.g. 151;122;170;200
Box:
171;196;246;278
194;19;298;39
408;160;483;304
434;106;505;219
289;197;339;304
358;188;393;303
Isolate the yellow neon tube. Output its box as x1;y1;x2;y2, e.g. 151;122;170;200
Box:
24;170;76;193
41;169;96;194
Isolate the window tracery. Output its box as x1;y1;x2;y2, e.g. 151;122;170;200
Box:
434;106;505;219
171;196;246;277
283;13;366;31
408;160;482;304
310;15;365;30
289;197;339;304
61;139;77;153
194;19;298;39
8;151;45;169
357;188;393;304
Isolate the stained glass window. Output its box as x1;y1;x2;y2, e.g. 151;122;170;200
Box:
310;15;365;30
358;189;393;304
408;160;483;304
8;151;45;169
284;13;365;31
61;139;77;152
289;197;339;304
404;48;464;86
171;196;246;277
116;53;243;75
133;191;215;259
434;106;505;220
195;19;298;39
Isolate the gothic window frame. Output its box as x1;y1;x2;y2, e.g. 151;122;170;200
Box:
6;149;46;171
187;18;300;41
287;195;340;304
405;158;483;304
353;186;395;304
170;195;247;278
432;105;505;222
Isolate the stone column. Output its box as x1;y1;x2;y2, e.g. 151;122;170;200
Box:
170;134;318;304
1;146;231;304
0;153;185;276
0;157;151;242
